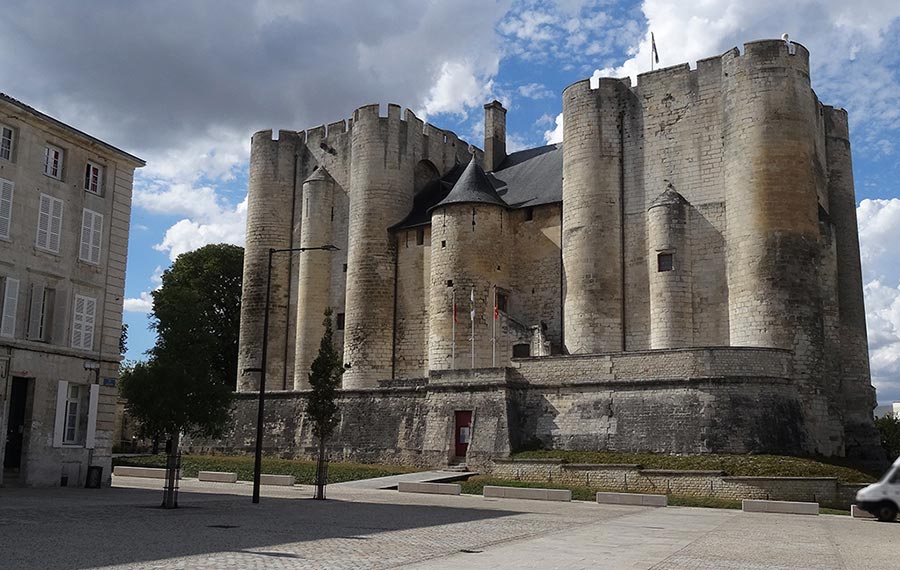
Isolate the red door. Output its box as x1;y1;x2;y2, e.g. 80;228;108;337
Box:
454;411;472;458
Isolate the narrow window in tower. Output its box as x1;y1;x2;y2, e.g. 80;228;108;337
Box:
472;208;476;231
336;313;345;330
441;240;446;248
658;252;674;272
331;207;334;221
524;207;534;221
446;279;453;287
416;227;425;245
342;263;348;273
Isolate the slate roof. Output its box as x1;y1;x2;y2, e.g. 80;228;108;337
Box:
648;184;688;209
428;158;507;213
392;143;563;230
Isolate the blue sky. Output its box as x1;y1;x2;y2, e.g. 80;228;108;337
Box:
4;0;900;402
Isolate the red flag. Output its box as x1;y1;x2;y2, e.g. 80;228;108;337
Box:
494;304;499;320
453;301;458;324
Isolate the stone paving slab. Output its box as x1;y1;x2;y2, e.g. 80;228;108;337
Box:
0;477;897;569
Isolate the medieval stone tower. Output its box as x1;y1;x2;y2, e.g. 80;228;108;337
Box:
235;40;881;463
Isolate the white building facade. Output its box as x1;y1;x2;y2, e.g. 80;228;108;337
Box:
0;93;144;487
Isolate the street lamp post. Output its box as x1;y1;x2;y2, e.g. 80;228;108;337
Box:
250;244;338;504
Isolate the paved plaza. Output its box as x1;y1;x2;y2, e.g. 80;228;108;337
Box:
0;476;897;569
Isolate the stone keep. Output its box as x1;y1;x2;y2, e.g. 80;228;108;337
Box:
233;40;882;463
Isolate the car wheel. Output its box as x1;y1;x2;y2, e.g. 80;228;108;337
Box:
875;502;898;522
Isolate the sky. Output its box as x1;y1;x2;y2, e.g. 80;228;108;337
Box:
3;0;900;403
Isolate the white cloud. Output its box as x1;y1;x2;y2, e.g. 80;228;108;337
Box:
517;82;554;99
858;198;900;403
123;292;153;314
595;1;900;141
154;197;248;261
543;112;564;144
422;61;496;118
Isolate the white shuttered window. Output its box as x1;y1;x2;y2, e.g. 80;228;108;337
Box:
79;209;103;264
1;277;18;338
71;294;96;350
36;194;63;253
0;177;12;239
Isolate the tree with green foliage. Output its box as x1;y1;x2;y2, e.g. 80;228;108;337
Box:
150;243;243;390
119;243;243;507
875;414;900;460
306;308;344;500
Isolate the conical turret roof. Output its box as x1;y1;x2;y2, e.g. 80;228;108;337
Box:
648;183;688;209
428;157;507;213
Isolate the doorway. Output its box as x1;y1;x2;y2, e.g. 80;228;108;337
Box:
4;377;28;471
454;410;472;459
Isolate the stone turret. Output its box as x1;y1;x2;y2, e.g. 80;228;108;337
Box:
561;77;634;354
722;40;821;350
292;167;336;389
647;185;692;349
237;130;301;391
824;106;881;459
429;158;510;369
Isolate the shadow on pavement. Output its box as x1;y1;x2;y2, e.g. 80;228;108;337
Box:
0;486;521;569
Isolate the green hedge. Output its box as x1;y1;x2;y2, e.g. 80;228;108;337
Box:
113;454;415;484
510;450;875;483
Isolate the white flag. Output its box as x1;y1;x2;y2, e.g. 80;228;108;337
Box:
470;287;475;321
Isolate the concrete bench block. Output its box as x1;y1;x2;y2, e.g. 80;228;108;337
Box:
851;505;876;519
260;474;295;486
742;499;819;515
112;466;169;479
398;482;461;495
596;492;667;507
198;471;238;483
483;485;571;502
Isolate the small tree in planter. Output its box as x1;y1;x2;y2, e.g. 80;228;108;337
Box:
306;308;344;500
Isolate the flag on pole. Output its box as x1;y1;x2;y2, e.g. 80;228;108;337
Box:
453;289;458;324
470;287;475;321
651;32;659;64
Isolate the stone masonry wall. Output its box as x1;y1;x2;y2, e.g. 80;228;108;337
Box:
486;460;865;509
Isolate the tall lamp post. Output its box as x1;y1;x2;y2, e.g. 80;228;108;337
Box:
248;244;338;504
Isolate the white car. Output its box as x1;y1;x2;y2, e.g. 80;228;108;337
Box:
855;456;900;522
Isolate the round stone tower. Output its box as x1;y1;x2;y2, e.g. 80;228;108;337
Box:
292;167;336;389
647;185;692;349
722;40;822;350
428;159;510;370
561;78;631;354
342;104;415;388
237;130;300;392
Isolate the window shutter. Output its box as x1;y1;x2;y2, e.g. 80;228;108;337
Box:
72;295;84;348
85;384;99;449
90;212;103;263
1;277;19;337
83;296;96;349
53;380;68;448
48;198;63;253
0;178;12;238
27;283;45;340
36;194;51;249
80;209;92;261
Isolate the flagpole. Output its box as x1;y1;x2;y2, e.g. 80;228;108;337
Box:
651;32;655;71
491;285;496;367
451;288;456;369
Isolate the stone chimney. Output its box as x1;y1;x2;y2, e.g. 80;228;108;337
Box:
483;100;507;172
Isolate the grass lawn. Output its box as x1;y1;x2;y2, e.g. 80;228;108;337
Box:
113;454;416;485
510;450;876;483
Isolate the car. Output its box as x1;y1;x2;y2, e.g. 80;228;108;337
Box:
855;456;900;522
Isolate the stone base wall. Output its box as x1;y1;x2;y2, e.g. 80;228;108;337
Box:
192;348;831;471
486;460;867;509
